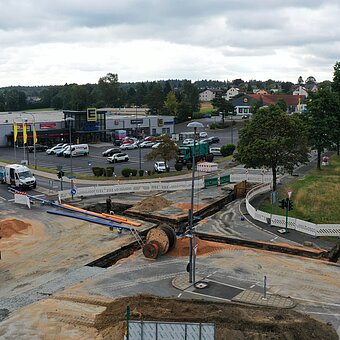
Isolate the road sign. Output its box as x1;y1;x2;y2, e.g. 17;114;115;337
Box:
70;188;77;195
68;175;76;179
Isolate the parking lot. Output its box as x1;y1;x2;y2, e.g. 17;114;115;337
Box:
0;118;239;177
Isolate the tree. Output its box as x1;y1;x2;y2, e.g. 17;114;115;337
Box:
97;73;120;107
211;97;234;124
236;106;309;192
163;91;178;116
304;87;339;168
145;134;178;167
146;82;164;114
332;61;340;155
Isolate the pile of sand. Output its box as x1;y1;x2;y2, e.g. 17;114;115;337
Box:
132;196;172;212
0;219;31;239
168;236;242;257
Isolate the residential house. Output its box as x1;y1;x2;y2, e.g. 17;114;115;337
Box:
223;87;239;101
199;89;224;102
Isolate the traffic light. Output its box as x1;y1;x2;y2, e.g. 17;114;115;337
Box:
288;199;294;211
278;199;286;209
57;171;61;179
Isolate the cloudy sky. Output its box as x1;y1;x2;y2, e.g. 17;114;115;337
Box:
1;0;339;87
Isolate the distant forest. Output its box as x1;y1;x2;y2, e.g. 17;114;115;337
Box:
0;74;308;115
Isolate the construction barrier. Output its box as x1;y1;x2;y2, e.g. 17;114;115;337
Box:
245;183;340;237
197;162;218;172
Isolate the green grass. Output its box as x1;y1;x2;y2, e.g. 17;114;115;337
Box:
24;108;55;112
259;155;340;223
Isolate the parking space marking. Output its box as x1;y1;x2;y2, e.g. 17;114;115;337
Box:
205;278;245;291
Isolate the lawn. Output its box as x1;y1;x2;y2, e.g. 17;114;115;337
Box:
259;155;340;224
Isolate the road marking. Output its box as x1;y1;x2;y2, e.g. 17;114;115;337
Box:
183;290;231;302
292;297;340;307
0;196;7;201
270;236;278;242
205;278;245;291
250;284;255;288
178;293;182;298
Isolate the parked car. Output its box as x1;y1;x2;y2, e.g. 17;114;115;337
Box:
56;145;69;157
182;138;194;145
209;147;222;156
154;161;169;173
102;148;121;157
207;136;220;144
242;114;250;119
107;153;129;163
113;139;123;146
143;136;156;142
121;139;134;145
28;144;49;153
46;145;65;155
120;142;138;150
152;142;164;149
139;141;155;148
199;131;208;138
200;138;212;145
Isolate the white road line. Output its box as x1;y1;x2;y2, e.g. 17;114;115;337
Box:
205;278;245;291
183;290;231;302
293;297;340;307
250;284;255;288
270;236;279;242
0;196;7;201
178;293;182;298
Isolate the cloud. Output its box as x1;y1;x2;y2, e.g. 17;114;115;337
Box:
0;0;339;86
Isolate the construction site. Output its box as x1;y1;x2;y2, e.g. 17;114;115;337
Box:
0;177;340;339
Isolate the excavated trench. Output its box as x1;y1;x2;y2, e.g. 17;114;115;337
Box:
82;194;340;268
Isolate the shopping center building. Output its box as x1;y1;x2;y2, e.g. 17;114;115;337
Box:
0;108;175;147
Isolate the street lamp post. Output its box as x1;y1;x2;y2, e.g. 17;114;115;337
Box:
26;113;37;169
22;117;27;163
187;121;204;284
65;117;75;177
137;124;142;171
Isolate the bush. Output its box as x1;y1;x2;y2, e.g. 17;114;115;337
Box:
106;167;114;177
175;162;183;171
92;167;105;176
121;167;131;177
186;162;192;170
221;144;236;157
139;169;144;176
131;169;138;176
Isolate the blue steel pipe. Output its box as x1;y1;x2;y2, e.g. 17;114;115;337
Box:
46;210;132;231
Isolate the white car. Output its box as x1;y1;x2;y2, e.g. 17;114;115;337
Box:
182;138;194;145
120;142;138;150
107;153;129;163
199;131;208;138
154;161;169;173
152;142;163;149
139;141;155;148
210;147;222;156
46;144;68;155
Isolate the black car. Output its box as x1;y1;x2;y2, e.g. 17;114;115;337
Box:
207;136;220;144
102;147;121;157
28;144;49;152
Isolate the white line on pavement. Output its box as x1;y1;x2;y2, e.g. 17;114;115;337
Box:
205;278;245;291
293;297;340;307
183;290;231;302
0;196;7;201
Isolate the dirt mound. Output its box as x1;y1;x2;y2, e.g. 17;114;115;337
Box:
0;219;31;239
132;196;172;212
168;236;241;257
95;294;338;339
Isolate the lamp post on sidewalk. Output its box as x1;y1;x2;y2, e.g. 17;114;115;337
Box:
65;117;75;177
187;121;204;284
26;113;37;169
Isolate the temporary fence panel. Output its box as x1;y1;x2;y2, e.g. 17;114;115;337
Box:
197;162;218;172
204;177;219;188
128;321;215;340
58;179;205;199
245;183;340;237
230;174;273;183
220;175;230;185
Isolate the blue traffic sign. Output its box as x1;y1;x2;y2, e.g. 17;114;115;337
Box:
70;188;77;195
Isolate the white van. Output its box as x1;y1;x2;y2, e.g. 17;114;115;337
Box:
209;147;222;156
63;144;89;157
4;164;36;189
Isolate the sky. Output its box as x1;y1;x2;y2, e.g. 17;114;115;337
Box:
1;0;340;87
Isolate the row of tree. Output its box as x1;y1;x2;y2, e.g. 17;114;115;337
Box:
236;62;340;192
0;74;200;122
